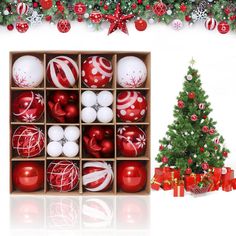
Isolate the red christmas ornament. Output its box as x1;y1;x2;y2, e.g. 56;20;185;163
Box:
188;92;195;99
191;114;198;121
16;21;29;33
188;158;193;165
223;151;228;157
33;2;39;8
185;168;192;175
16;2;29;16
47;161;79;192
205;17;217;31
101;139;114;157
12;125;45;158
74;2;87;15
40;0;53;10
117;91;147;122
89;11;103;24
203;115;207;119
199;103;205;110
117;161;147;192
132;3;137;9
209;128;215;135
52;90;69;106
200;147;205;153
45;15;52;21
104;5;109;11
57;19;71;33
12;91;44;123
185;15;191;22
134;19;147;31
202;126;209;133
153;2;167;16
117;126;147;157
217;21;230;34
82;56;113;88
64;103;80;122
7;24;14;31
13;162;44;192
178;100;185;109
83;162;114;192
104;126;114;138
159;145;164;151
201;162;209;170
162;156;168;163
104;3;134;35
180;4;187;12
88;126;105;141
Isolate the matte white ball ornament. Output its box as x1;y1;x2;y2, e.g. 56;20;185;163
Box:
82;107;97;123
63;142;79;158
97;91;113;107
64;126;80;141
81;91;97;107
47;141;63;157
97;107;113;123
48;126;64;141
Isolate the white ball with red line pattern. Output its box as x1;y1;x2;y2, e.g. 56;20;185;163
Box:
117;126;147;157
82;162;114;192
16;2;29;16
205;17;217;31
82;56;113;88
117;56;147;88
47;56;79;88
117;91;147;122
13;56;44;88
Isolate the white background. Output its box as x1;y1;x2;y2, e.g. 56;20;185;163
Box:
0;22;236;235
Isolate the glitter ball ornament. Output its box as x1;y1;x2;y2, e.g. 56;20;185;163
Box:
82;162;114;192
40;0;53;10
82;56;113;88
89;11;103;24
218;21;230;34
134;19;147;31
117;126;147;157
178;100;185;109
12;91;44;123
57;19;71;33
117;56;147;88
47;161;80;192
223;151;228;157
205;17;217;31
74;2;86;14
47;56;79;88
185;168;192;175
201;162;209;170
117;91;147;122
13;55;44;88
162;156;168;163
12;125;45;158
172;19;183;30
153;2;167;16
16;20;29;33
16;2;29;16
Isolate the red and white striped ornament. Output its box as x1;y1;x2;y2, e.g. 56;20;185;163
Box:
47;56;79;88
16;2;29;16
12;125;45;158
205;17;217;31
47;160;80;192
82;162;114;192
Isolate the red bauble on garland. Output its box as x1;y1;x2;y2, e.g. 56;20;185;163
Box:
188;92;195;99
57;19;71;33
40;0;53;10
217;21;230;34
74;2;87;15
89;11;103;24
16;2;29;16
153;1;167;16
16;21;29;33
135;19;147;31
7;24;14;31
13;162;44;192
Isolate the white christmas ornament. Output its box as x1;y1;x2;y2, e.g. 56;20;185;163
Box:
47;141;63;157
97;91;113;107
13;55;44;88
48;126;64;141
172;19;183;30
64;126;80;142
82;91;97;107
63;142;79;158
97;107;113;123
82;107;97;123
117;56;147;88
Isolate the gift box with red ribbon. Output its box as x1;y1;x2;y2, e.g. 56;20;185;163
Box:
184;173;204;191
208;167;222;191
173;180;184;197
151;175;163;191
222;167;234;192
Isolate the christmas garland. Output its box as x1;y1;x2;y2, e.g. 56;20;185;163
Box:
1;0;236;34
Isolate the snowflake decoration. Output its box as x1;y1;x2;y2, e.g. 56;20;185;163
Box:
35;93;44;105
14;74;29;87
136;135;146;149
191;7;207;22
26;10;43;26
22;114;36;122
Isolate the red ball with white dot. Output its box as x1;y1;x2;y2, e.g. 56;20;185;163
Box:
201;162;209;171
12;125;45;158
47;161;79;192
74;2;87;15
12;91;44;123
178;100;184;109
218;21;230;34
117;126;147;157
117;91;147;122
57;19;71;33
16;21;29;33
89;11;103;24
47;56;79;88
16;2;29;16
202;126;209;133
82;162;114;192
205;17;217;31
82;56;113;88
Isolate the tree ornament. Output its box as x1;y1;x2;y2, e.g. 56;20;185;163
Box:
97;107;114;123
89;11;103;24
214;137;220;144
223;151;228;157
57;19;71;33
40;0;53;10
200;147;205;153
188;92;195;99
81;91;97;107
16;20;29;33
47;56;79;88
153;1;167;16
13;162;44;192
198;103;205;110
117;161;147;192
117;91;147;122
12;91;44;123
172;19;183;30
209;128;215;135
117;56;147;88
64;126;80;142
162;156;168;163
26;11;43;26
201;162;209;170
81;107;97;123
185;168;192;175
63;142;79;158
202;126;209;133
117;126;147;157
188;158;193;165
134;19;147;31
217;21;230;34
191;114;198;121
12;125;45;158
159;145;164;151
87;126;105;141
47;161;80;192
74;2;87;15
205;17;217;31
16;2;29;16
48;125;64;141
180;4;187;12
97;91;114;107
64;103;80;122
51;91;70;106
186;74;193;81
82;56;113;88
178;100;185;109
7;24;14;31
82;162;114;192
47;141;63;157
104;3;134;35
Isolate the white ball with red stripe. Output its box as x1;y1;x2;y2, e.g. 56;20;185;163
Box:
205;17;217;31
83;162;114;192
47;56;79;88
16;3;29;16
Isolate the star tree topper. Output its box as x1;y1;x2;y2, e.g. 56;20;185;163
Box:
103;3;134;35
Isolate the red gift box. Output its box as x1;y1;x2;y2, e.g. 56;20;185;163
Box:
173;180;184;197
151;175;163;191
184;173;204;191
222;167;234;189
209;167;222;191
231;179;236;190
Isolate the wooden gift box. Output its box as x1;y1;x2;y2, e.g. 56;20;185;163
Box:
9;51;151;195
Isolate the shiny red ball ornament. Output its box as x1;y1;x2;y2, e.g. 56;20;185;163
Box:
16;21;29;33
117;126;147;157
201;162;209;170
89;11;103;24
82;56;113;88
12;91;44;123
223;151;228;157
117;161;147;193
104;126;114;138
188;158;193;165
159;145;164;151
88;126;105;141
191;114;198;122
162;156;168;163
101;139;114;157
83;161;114;192
57;19;71;33
153;2;167;16
200;147;205;153
64;103;80;122
40;0;53;10
209;128;215;135
218;21;230;34
74;2;87;15
135;19;147;31
188;92;195;99
13;162;44;192
52;90;69;106
7;24;14;31
178;100;185;109
117;91;147;122
185;168;192;175
202;126;209;133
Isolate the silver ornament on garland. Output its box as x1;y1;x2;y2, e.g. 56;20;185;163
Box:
191;1;208;22
26;10;43;26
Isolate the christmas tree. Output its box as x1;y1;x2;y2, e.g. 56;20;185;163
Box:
156;61;230;175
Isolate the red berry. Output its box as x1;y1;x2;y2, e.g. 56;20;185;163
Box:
187;158;193;165
132;3;137;9
45;15;52;21
162;156;168;164
159;145;164;151
223;151;228;157
7;24;14;31
203;115;207;119
146;4;151;10
188;92;195;99
185;15;191;22
56;1;61;6
200;147;205;153
185;168;192;175
180;4;187;12
33;2;39;8
209;128;215;135
104;5;109;10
